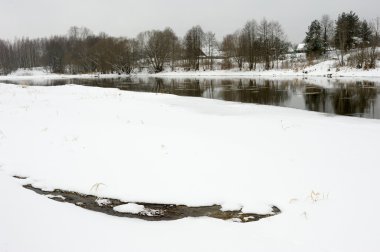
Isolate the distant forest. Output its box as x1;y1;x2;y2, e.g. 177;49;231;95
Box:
0;11;379;75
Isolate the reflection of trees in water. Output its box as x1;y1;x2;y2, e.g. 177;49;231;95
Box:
202;79;215;99
151;78;202;97
76;78;115;87
303;85;327;112
218;79;290;105
152;78;164;93
106;77;151;92
301;80;378;117
331;81;378;116
178;79;202;97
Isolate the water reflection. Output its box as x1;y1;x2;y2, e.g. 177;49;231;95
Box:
303;85;328;112
331;82;378;117
2;77;380;119
216;79;290;106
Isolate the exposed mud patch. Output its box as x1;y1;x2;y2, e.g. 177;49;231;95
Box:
16;177;280;222
13;175;28;180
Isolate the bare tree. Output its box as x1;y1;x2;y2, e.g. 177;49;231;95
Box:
43;36;67;73
242;19;258;70
320;14;335;54
0;39;16;74
204;32;218;70
184;26;205;70
222;31;245;70
258;19;272;69
138;28;179;73
336;21;348;66
258;19;287;70
269;21;287;68
369;17;380;68
166;29;181;71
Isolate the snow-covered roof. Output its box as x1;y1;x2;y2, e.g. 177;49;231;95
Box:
296;43;306;51
201;44;223;57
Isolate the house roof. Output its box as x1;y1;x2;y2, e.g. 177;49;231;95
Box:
297;43;306;51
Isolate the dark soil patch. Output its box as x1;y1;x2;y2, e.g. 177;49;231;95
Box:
15;176;281;223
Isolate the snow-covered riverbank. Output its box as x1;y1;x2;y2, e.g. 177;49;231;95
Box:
1;83;380;251
1;61;380;81
154;60;380;78
0;68;125;81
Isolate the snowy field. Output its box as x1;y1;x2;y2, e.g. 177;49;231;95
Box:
1;83;380;251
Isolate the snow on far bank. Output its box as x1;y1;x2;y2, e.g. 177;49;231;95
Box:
9;68;50;77
2;60;380;81
302;60;380;78
153;62;380;78
0;67;127;81
0;83;380;251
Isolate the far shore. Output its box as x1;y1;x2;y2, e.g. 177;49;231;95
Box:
1;66;380;81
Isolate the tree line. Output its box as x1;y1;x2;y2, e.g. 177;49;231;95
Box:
0;12;379;75
304;12;380;69
0;20;289;75
222;19;289;70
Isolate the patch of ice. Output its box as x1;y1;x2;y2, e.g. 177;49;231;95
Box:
46;194;65;200
243;216;256;222
241;204;274;215
95;198;111;206
113;203;145;214
113;203;163;216
221;203;242;211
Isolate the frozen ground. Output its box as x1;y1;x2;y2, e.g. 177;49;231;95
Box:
0;83;380;251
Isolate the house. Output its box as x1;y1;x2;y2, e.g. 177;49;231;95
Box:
296;43;306;53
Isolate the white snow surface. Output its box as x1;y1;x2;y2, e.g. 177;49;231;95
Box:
0;83;380;251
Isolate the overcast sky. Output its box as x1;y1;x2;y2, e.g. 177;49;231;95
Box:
0;0;379;43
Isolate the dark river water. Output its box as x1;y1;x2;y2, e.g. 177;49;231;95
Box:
3;77;380;119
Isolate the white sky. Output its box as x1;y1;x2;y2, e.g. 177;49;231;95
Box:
0;0;379;43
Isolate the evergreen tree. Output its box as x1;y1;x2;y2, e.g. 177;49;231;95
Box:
322;27;329;54
305;20;323;58
334;11;360;51
359;20;372;45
